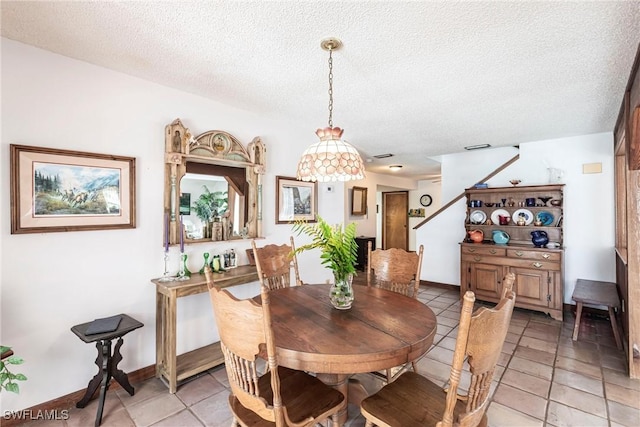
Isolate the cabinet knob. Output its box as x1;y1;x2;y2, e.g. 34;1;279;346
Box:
515;251;524;257
474;256;482;262
490;249;497;254
468;248;476;253
533;262;543;268
542;253;551;259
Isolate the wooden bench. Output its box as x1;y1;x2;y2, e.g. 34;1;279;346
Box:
571;279;622;349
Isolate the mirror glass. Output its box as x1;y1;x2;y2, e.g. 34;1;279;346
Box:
180;173;243;240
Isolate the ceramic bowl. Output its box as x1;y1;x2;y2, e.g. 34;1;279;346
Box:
484;202;495;207
509;179;521;186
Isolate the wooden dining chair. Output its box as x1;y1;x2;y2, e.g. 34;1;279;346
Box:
205;267;344;426
252;237;303;291
360;273;517;427
366;242;424;382
367;242;424;299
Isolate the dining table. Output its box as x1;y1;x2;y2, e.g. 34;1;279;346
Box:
266;283;438;426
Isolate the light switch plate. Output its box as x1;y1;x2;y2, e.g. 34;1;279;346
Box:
582;163;602;174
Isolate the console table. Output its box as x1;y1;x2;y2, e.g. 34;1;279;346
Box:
151;264;259;393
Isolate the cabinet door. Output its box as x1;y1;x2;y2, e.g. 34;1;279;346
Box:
468;262;504;301
509;266;550;307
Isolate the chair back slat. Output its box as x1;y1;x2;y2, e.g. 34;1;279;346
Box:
367;243;424;299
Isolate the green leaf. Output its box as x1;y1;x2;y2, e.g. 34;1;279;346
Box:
14;374;27;381
7;356;23;365
5;382;19;393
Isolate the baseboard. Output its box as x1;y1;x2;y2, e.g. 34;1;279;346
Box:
419;280;459;292
1;365;156;427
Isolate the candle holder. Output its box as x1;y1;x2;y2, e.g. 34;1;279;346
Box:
158;252;175;282
176;253;191;281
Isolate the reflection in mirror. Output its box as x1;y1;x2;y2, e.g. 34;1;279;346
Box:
181;174;232;240
164;118;265;246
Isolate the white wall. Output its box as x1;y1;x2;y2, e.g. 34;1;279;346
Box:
0;39;342;411
416;134;616;305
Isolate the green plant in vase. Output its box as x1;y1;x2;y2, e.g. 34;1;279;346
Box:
191;186;229;237
292;216;358;309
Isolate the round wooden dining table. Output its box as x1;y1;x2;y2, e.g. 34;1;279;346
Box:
267;283;438;426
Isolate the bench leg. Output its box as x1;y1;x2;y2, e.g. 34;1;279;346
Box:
572;302;583;341
608;307;623;350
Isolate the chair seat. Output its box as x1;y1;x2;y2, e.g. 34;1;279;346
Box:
230;366;345;426
360;371;473;427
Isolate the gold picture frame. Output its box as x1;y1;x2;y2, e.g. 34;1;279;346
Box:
351;186;367;216
10;144;136;234
276;176;317;224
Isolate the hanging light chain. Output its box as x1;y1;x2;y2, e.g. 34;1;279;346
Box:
327;47;334;129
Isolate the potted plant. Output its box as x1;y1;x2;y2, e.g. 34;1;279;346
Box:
1;346;26;393
292;216;358;309
191;186;229;238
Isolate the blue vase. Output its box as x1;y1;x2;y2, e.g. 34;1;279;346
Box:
531;230;549;248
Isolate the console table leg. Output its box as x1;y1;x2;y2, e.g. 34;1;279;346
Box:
110;338;135;395
76;342;105;408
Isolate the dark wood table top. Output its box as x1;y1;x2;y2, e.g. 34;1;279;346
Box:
267;284;437;374
572;279;620;308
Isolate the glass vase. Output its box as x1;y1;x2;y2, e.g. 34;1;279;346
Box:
330;273;354;310
199;252;210;275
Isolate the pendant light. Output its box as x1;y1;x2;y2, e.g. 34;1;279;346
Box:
296;38;365;182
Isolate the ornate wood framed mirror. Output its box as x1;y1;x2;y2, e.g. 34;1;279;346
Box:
164;118;265;246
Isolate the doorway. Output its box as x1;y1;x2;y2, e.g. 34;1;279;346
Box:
382;191;408;250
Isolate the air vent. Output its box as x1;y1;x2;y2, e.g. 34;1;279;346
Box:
373;153;394;159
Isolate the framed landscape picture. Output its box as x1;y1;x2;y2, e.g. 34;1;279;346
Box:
275;176;317;224
10;144;136;234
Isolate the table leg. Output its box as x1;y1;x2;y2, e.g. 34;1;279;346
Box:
572;301;583;341
167;292;178;393
316;373;348;427
94;340;112;427
110;338;135;396
347;377;369;407
608;307;623;350
76;341;106;409
155;289;163;378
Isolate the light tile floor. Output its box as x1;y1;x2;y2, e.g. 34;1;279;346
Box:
20;286;640;426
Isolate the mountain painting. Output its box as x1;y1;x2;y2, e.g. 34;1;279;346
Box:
33;162;121;216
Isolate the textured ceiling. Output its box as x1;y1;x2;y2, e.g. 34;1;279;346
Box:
2;1;639;179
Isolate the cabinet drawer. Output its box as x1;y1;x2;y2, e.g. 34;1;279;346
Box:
507;258;560;271
507;249;561;262
461;246;506;256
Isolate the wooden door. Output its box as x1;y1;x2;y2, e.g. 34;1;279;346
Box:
382;191;408;250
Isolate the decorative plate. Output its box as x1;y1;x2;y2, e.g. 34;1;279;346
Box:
469;210;487;225
536;211;554;226
512;208;534;225
490;209;510;225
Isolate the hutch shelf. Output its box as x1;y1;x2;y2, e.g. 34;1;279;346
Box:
460;184;565;321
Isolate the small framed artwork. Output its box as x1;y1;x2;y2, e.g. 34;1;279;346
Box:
408;208;425;218
276;176;317;224
179;193;191;215
351;186;367;215
10;144;136;234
